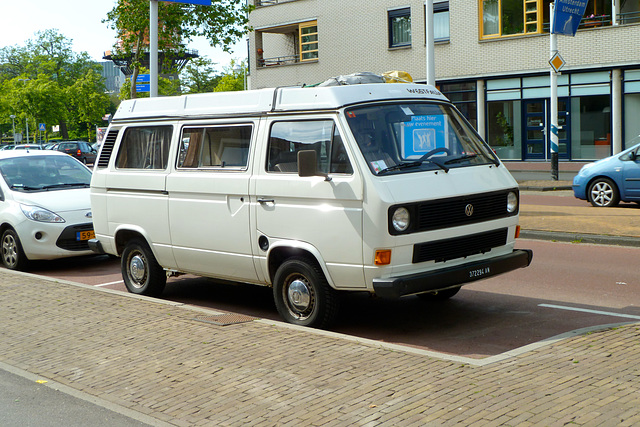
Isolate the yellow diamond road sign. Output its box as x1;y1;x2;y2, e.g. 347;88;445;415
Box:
549;52;566;73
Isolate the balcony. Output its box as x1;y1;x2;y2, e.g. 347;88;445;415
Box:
255;0;300;7
258;54;299;67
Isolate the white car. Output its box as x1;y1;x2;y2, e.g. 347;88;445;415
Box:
0;150;93;270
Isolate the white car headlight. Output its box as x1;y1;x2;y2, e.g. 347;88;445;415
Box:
507;191;518;213
392;207;410;232
20;204;65;223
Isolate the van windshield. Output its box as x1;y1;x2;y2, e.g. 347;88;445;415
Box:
345;102;499;175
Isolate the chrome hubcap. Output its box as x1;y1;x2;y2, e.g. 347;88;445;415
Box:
287;279;311;311
129;254;147;286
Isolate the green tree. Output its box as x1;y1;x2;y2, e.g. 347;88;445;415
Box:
104;0;252;99
67;69;110;141
180;57;222;94
0;30;108;140
213;60;246;92
6;75;66;143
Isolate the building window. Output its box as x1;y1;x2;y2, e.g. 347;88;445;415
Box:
255;20;318;67
438;81;477;128
300;21;318;61
389;8;412;48
481;0;549;38
427;2;450;42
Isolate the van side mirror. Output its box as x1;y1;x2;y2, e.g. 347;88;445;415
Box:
298;150;331;181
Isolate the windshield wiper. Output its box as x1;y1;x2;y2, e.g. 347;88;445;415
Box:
444;153;478;164
10;184;41;190
377;161;423;175
41;183;90;189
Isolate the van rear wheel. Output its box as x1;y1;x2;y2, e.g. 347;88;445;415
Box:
273;257;339;328
121;238;166;297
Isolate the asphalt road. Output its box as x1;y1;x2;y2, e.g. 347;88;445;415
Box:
26;237;640;360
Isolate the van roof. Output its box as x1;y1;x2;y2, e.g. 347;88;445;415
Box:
112;83;449;121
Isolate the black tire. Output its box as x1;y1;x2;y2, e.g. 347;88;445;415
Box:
121;238;166;297
417;286;461;301
273;256;339;328
1;228;29;271
588;178;620;207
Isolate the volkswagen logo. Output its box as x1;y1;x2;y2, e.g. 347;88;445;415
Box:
464;204;474;217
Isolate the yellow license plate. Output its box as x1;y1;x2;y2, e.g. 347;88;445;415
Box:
77;230;95;241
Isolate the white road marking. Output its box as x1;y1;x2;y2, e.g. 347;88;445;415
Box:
95;280;124;287
539;303;640;320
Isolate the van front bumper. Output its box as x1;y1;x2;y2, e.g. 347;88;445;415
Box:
372;249;533;299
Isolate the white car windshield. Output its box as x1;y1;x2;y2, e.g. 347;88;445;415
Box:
345;102;499;175
0;155;92;192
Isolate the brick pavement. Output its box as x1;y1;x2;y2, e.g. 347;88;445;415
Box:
1;269;639;426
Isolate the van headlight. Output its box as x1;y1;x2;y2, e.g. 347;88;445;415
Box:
507;191;518;213
20;204;65;223
391;207;410;232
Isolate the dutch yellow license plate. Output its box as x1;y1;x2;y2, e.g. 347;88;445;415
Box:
77;230;95;241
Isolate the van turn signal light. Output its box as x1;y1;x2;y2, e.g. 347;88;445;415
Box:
515;225;521;239
375;249;392;265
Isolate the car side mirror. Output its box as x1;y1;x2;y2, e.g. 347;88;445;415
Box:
631;151;638;161
298;150;331;181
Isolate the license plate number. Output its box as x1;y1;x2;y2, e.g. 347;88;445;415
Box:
469;266;490;279
77;230;95;241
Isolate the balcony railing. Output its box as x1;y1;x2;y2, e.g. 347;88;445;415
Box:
256;0;300;7
258;54;299;67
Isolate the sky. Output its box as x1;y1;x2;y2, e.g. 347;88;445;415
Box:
0;0;247;69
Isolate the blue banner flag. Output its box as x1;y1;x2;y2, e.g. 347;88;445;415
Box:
552;0;589;36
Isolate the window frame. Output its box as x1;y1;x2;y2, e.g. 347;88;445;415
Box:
176;123;253;171
426;1;450;42
266;119;353;175
115;125;173;170
388;7;412;48
479;0;547;40
299;21;318;62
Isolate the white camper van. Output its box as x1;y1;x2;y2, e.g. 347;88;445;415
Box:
89;82;532;328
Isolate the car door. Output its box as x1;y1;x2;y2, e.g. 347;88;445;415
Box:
252;116;366;289
622;148;640;199
166;121;258;282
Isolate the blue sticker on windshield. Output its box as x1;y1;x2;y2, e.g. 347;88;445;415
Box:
402;115;445;158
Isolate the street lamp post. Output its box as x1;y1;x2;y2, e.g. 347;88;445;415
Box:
9;115;16;143
17;79;30;144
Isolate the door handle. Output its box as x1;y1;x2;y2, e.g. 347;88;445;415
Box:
258;198;275;205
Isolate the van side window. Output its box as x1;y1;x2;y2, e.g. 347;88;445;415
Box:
267;120;352;174
115;126;172;170
178;125;252;169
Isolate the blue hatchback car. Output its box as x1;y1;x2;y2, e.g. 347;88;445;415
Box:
573;140;640;207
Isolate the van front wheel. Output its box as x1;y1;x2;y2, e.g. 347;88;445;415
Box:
121;238;166;297
273;257;339;328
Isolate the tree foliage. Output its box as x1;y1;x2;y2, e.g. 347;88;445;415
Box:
104;0;252;99
0;29;111;142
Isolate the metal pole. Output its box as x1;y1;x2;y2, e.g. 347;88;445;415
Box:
425;0;435;86
150;0;159;98
550;2;559;181
25;118;29;144
9;115;15;143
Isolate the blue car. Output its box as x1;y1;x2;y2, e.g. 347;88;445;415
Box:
573;140;640;207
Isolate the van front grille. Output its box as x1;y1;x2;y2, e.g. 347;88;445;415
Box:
412;228;508;263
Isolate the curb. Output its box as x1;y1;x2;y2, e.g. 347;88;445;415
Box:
519;185;573;191
520;230;640;247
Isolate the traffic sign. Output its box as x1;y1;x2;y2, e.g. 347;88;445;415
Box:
38;123;46;132
136;84;151;93
136;74;150;83
552;0;588;36
549;52;566;73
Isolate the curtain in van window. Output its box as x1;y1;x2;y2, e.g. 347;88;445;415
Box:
116;126;172;169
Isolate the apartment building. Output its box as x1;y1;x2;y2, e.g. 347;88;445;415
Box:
247;0;640;162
